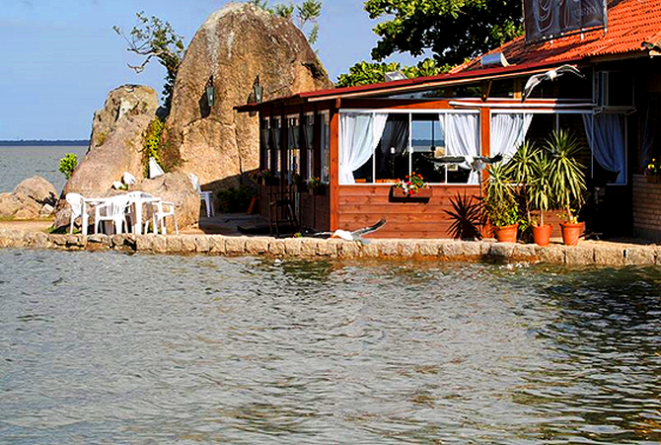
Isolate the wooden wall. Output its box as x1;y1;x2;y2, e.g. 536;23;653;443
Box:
259;184;331;232
337;185;481;239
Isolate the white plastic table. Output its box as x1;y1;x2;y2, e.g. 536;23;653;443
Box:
128;194;161;234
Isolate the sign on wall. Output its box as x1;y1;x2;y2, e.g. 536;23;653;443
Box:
524;0;608;42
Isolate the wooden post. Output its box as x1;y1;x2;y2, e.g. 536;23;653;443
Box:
329;104;340;231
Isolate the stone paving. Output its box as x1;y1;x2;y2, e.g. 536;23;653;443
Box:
0;229;659;267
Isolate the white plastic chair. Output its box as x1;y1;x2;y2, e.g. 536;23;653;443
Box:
189;173;213;217
65;193;88;234
94;195;130;235
151;200;178;235
125;191;155;234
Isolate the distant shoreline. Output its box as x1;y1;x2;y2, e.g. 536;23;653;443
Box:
0;140;89;147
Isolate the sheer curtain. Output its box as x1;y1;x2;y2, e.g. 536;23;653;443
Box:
490;113;533;159
583;113;626;184
339;112;388;184
442;113;480;184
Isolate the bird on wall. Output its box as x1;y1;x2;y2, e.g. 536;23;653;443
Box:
522;65;585;101
309;218;387;244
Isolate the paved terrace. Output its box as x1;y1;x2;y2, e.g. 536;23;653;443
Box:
0;214;659;267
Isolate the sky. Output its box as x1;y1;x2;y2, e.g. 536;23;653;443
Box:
0;0;422;140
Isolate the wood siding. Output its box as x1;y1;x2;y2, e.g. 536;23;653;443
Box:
337;185;481;239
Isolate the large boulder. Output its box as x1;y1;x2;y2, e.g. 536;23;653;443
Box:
166;3;332;190
134;172;201;232
54;85;159;228
0;176;58;220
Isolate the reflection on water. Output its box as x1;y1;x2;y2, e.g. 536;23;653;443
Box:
0;250;660;444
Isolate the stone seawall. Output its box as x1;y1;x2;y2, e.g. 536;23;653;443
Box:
0;230;659;267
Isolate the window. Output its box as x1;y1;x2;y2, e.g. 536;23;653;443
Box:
260;118;270;171
303;113;315;180
270;117;281;175
339;111;480;185
319;111;330;184
286;115;300;181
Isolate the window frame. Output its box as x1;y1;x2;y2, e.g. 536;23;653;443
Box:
339;108;481;186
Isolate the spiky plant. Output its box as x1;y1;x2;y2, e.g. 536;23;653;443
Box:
544;130;587;223
444;193;485;240
505;141;538;225
484;162;519;228
528;152;554;226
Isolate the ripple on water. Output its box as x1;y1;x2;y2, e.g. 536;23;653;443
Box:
0;251;660;444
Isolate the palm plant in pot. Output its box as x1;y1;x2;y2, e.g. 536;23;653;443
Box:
527;152;554;246
484;162;520;243
545;130;587;246
505;141;537;230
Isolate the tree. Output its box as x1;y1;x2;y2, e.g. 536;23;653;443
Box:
364;0;523;66
336;58;449;87
114;12;185;114
248;0;322;45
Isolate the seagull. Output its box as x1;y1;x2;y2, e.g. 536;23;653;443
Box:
422;153;503;171
522;65;585;101
309;218;387;245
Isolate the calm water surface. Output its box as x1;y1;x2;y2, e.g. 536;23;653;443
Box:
1;250;660;444
0;146;87;194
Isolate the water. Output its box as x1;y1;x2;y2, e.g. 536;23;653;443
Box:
1;250;660;444
0;146;88;194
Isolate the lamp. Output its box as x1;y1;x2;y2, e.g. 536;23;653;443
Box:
253;76;263;103
206;75;215;107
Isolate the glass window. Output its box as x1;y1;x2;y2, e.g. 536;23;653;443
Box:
286;115;300;180
320;112;330;184
411;114;446;183
260;118;270;171
303;113;315;180
375;114;410;182
270;117;281;175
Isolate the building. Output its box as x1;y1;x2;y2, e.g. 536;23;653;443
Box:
238;0;661;239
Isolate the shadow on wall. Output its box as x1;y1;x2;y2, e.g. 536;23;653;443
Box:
198;169;260;215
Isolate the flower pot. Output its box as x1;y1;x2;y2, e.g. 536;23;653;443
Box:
532;224;552;246
389;186;432;202
560;222;583;246
495;223;518;243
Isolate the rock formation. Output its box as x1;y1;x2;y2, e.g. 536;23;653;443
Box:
54;85;159;228
0;177;58;220
166;3;332;190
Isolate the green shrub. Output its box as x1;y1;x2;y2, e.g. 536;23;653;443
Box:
142;118;164;176
58;153;78;180
216;186;255;213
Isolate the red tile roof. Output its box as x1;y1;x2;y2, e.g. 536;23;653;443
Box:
455;0;661;73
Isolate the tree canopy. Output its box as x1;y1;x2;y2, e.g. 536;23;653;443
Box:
364;0;523;66
113;12;185;113
247;0;322;44
336;58;449;87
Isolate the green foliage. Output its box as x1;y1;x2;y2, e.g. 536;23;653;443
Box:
527;152;554;226
114;12;185;113
94;131;108;147
142;118;165;176
216;186;256;213
484;162;519;228
544;130;587;223
364;0;523;66
58;153;78;181
248;0;322;45
444;193;484;240
336;58;449;87
505;141;537;226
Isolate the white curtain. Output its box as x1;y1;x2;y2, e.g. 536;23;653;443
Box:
442;113;480;184
490;113;533;160
339;112;388;184
583;114;626;184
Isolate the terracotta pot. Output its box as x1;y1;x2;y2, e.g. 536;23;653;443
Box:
495;223;518;243
532;224;552;246
560;222;583;246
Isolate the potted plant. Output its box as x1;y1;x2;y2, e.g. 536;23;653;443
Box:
484;162;520;242
645;158;661;183
259;168;278;186
292;173;307;192
528;153;554;246
545;130;587;246
505;141;537;230
307;176;324;195
392;172;431;199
